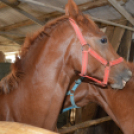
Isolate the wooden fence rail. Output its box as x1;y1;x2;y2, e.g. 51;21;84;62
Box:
58;116;112;134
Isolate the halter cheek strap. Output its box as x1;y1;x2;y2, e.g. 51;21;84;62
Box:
69;18;123;86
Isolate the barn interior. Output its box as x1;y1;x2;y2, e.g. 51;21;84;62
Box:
0;0;134;134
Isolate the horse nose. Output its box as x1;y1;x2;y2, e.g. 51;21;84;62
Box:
110;69;132;89
122;69;132;82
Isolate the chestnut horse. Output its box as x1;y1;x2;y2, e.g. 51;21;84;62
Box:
63;63;134;134
0;0;131;131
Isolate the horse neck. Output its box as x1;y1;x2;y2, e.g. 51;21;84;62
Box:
22;22;81;82
17;20;82;130
94;77;134;134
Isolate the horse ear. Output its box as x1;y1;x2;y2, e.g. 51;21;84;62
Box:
65;0;81;18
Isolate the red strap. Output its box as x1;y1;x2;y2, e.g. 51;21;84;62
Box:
88;48;107;65
110;57;124;66
103;66;110;84
79;74;106;87
79;74;102;84
69;18;87;46
81;51;88;76
69;18;124;86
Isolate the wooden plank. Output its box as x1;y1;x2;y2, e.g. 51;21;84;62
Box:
19;0;65;13
0;45;20;52
0;0;108;31
81;103;98;134
111;20;127;51
129;40;134;62
0;31;25;37
0;51;5;62
20;0;108;13
0;11;62;31
105;25;115;43
92;17;134;31
0;0;44;26
0;35;21;45
58;116;112;134
118;22;132;61
108;0;134;25
74;108;83;134
78;0;108;12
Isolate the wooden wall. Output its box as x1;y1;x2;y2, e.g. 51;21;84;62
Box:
0;51;5;63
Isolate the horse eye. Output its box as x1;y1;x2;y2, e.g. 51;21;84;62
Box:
100;37;107;44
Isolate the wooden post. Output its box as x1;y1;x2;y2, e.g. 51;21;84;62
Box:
129;40;134;62
59;116;112;134
111;20;127;51
118;22;132;61
0;51;5;62
74;108;83;134
105;26;115;43
81;103;98;134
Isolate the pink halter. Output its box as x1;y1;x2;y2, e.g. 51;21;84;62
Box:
69;18;123;86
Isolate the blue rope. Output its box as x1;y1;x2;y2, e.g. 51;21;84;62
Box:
62;77;84;113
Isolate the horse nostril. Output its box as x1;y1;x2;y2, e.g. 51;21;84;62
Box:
128;70;132;77
122;70;132;82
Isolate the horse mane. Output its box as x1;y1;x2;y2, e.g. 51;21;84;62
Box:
0;14;99;94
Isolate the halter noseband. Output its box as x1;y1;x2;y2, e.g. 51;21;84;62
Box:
69;18;123;86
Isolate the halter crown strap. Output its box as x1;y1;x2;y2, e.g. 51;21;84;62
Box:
69;18;87;46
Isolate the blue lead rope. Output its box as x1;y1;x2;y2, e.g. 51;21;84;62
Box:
62;77;84;113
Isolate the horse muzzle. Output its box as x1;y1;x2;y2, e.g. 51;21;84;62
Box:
110;69;132;89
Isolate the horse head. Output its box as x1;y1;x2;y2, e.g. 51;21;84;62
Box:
64;0;132;89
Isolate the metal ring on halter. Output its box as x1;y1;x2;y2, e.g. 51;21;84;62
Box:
81;44;90;51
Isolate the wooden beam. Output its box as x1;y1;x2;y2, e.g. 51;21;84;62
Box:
111;20;127;51
1;0;134;32
0;35;21;45
1;12;134;33
92;17;134;31
108;0;134;25
118;22;132;61
0;0;108;31
19;0;65;13
0;31;25;37
78;0;108;12
0;44;20;52
0;11;62;31
75;108;83;134
0;0;44;26
20;0;108;13
58;116;112;134
129;40;134;62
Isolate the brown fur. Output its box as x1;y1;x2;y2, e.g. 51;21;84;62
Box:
0;14;99;94
63;63;134;134
0;0;131;131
